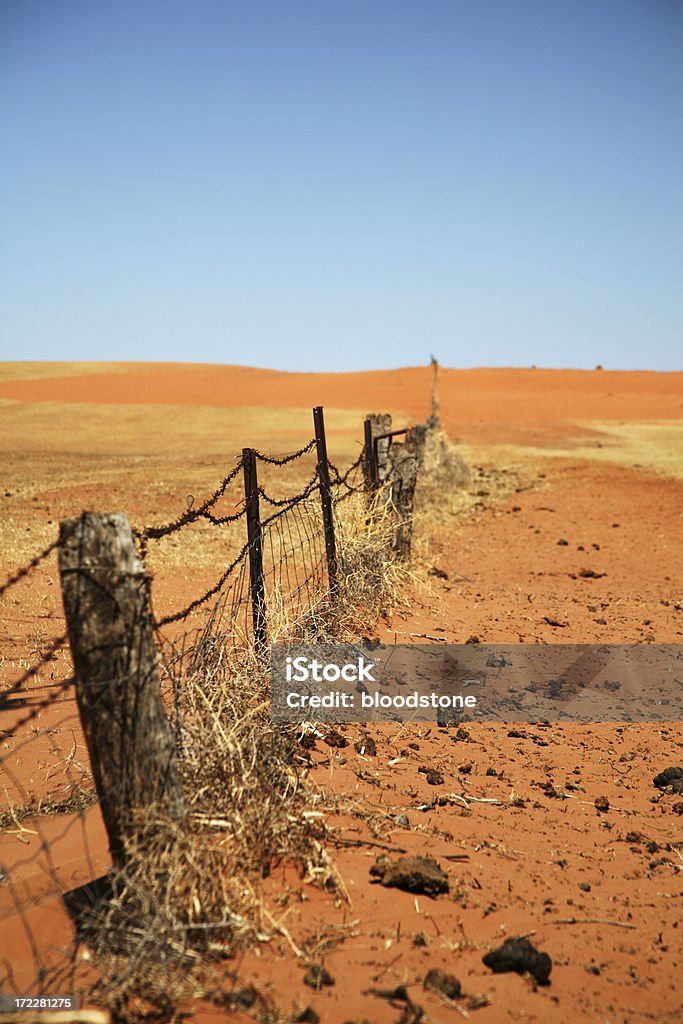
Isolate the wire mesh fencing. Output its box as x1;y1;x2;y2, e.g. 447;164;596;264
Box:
0;406;370;1000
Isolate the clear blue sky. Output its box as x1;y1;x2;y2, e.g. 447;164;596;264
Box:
2;0;681;371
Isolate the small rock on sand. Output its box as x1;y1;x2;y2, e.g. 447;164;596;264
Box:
370;855;449;897
483;937;552;985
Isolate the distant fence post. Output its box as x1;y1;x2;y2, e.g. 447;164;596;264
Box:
242;448;267;651
386;424;428;559
313;406;338;597
58;512;186;870
363;413;393;490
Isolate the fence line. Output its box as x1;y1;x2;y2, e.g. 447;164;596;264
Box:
0;403;428;1003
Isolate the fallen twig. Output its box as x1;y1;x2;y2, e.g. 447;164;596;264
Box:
550;917;637;930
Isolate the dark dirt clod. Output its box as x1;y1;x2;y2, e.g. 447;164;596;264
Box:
482;937;552;985
594;796;610;812
294;1008;320;1023
653;767;683;790
370;855;449;897
304;964;335;990
324;730;348;748
354;733;377;756
426;769;444;785
423;968;462;1000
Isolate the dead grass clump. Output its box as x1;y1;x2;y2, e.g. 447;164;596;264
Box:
72;644;331;1021
414;426;470;521
331;489;415;637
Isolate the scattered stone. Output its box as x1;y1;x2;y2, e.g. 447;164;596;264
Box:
413;932;428;947
594;796;610;813
423;968;461;1000
394;813;410;828
672;802;683;815
456;726;470;741
466;635;480;644
557;539;569;546
486;767;498;777
653;767;683;790
595;618;607;625
578;881;591;892
645;840;659;854
625;831;643;843
429;566;449;580
508;729;527;739
579;568;606;579
543;616;568;627
303;964;335;990
370;855;449;897
603;680;621;691
426;769;444;786
483;937;552;985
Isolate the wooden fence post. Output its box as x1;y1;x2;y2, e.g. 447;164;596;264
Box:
242;448;267;651
58;513;186;869
363;413;393;490
387;424;428;559
313;406;338;597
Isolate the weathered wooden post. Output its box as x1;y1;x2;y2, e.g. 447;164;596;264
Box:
58;513;186;869
363;413;393;490
313;406;338;597
386;423;429;559
242;447;267;651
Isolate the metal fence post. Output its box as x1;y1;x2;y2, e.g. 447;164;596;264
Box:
313;406;338;597
363;417;377;490
242;448;267;651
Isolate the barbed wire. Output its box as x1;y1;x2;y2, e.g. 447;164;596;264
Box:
0;518;84;600
137;459;245;542
0;633;70;709
0;675;76;742
252;439;316;465
328;450;365;492
257;474;320;507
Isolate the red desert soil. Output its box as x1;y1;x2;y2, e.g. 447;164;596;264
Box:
0;363;681;1022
